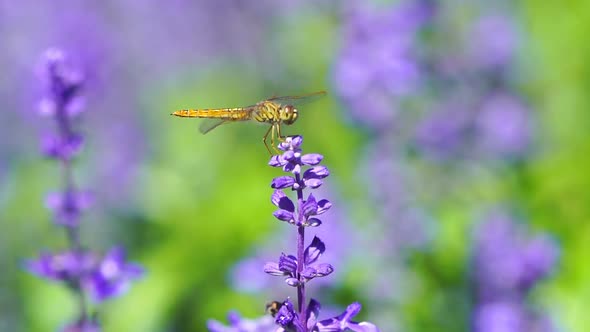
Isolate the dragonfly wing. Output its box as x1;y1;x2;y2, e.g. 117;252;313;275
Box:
199;118;228;134
266;91;327;106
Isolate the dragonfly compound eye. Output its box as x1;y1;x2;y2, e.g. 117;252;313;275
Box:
283;106;298;125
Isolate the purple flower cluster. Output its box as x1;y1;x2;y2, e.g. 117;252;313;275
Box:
25;247;143;303
25;48;143;330
38;48;86;161
273;299;379;332
333;1;432;130
265;137;378;332
208;136;379;332
471;212;559;332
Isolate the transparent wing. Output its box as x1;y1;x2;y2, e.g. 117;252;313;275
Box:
199;118;229;134
266;91;327;106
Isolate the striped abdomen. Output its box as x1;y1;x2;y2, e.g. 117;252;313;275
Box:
172;107;253;121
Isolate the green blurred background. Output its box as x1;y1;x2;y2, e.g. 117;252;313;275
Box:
1;0;589;331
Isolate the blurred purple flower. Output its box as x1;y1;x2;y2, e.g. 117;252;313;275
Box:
85;246;145;302
473;301;526;332
25;247;143;303
45;190;93;227
473;300;556;332
208;311;276;332
25;250;99;285
414;91;533;161
61;319;101;332
471;211;559;332
333;1;432;130
467;15;518;70
37;48;85;161
473;212;558;298
414;104;471;160
26;47;145;329
475;93;532;158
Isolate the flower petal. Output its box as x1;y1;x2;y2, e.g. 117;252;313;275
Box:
278;253;298;274
304;178;323;189
285;277;301;287
290;135;303;148
271;190;295;213
304;236;325;265
271;176;295;189
301;266;317;280
306;218;322;227
303;166;330;179
316;199;332;215
301;153;323;165
269;155;285;167
263;262;285;276
317;302;381;332
301;194;318;217
273;209;294;222
314;263;334;277
306;299;321;330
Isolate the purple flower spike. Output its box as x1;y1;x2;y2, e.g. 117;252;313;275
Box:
264;135;377;330
28;48;145;331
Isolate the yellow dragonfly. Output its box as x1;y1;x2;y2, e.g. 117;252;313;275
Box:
171;91;326;154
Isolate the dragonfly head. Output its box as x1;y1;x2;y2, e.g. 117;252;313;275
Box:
281;105;299;125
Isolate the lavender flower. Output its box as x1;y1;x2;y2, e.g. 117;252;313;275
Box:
474;93;533;159
333;1;432;130
38;48;85;161
25;48;143;330
267;136;378;332
209;136;378;331
274;299;379;332
471;212;559;332
25;246;143;303
467;14;519;70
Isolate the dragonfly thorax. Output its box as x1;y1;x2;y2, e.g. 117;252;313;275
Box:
280;105;298;125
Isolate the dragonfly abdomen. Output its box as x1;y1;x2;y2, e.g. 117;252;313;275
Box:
172;108;251;120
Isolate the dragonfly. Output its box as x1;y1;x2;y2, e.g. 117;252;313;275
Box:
171;91;326;154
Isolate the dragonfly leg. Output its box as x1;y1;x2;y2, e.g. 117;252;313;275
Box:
276;123;287;141
262;125;273;155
